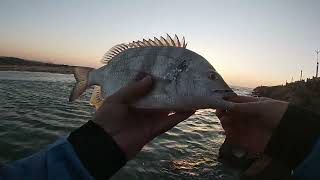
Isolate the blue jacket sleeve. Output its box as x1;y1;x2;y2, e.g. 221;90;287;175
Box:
265;105;320;179
0;120;127;180
293;138;320;180
0;139;93;180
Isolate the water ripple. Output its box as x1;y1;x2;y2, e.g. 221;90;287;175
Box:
0;72;251;179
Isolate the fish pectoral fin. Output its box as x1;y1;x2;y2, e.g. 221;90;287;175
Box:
89;85;104;109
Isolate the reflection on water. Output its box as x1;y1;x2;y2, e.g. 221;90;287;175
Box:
0;71;251;180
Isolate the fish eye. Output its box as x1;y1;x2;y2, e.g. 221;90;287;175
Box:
208;72;217;80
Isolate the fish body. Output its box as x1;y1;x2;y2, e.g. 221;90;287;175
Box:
69;35;235;110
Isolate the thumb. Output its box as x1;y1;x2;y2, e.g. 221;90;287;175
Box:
230;101;265;114
105;76;153;104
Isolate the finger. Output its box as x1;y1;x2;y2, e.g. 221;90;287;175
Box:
215;108;226;118
224;95;259;103
129;108;171;118
130;108;170;115
140;111;171;119
154;111;195;135
105;76;153;104
220;115;232;126
257;97;272;101
230;102;263;114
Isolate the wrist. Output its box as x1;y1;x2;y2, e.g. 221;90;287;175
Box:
92;119;143;160
68;120;127;179
112;133;145;160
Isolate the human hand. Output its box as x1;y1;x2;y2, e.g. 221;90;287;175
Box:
216;96;288;153
92;76;194;160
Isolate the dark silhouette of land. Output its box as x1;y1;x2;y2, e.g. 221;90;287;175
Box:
0;56;82;74
220;79;320;180
254;78;320;112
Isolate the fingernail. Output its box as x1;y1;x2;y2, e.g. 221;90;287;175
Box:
223;96;231;100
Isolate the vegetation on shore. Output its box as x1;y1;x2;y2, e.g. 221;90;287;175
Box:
0;56;81;74
253;78;320;112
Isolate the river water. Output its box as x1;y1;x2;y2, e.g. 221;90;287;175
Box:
0;71;252;180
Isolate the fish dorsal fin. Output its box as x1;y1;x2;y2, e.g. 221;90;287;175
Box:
89;85;104;109
102;43;130;63
101;34;187;64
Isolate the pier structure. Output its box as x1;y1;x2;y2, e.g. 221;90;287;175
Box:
316;50;319;78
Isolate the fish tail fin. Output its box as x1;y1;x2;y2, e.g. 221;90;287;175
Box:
69;67;93;102
89;85;104;109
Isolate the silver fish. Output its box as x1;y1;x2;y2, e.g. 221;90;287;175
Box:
69;34;235;110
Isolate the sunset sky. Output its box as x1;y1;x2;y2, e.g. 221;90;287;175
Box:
1;0;320;88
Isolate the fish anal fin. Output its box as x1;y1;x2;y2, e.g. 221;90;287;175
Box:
90;85;104;109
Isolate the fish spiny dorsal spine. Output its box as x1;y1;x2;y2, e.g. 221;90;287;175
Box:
160;36;170;46
166;34;175;46
101;34;187;64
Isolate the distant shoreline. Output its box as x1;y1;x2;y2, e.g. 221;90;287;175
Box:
0;56;86;74
0;65;75;74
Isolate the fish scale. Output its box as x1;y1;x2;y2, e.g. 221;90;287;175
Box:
69;34;236;110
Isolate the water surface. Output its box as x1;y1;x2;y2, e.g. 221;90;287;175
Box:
0;71;251;180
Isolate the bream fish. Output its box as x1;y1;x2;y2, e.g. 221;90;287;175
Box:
69;34;235;110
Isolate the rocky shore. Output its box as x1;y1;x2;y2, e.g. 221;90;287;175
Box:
253;78;320;112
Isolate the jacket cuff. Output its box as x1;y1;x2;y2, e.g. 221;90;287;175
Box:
265;104;320;170
68;120;127;180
